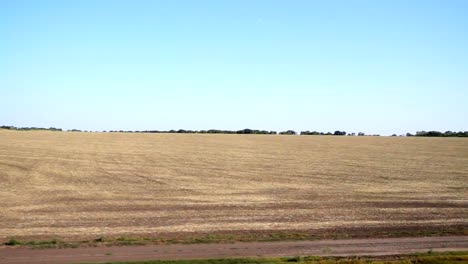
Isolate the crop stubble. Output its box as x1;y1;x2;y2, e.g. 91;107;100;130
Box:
0;130;466;241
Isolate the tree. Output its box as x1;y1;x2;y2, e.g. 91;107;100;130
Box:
236;129;253;134
427;131;442;137
301;131;320;135
444;131;454;137
333;131;346;136
279;130;296;135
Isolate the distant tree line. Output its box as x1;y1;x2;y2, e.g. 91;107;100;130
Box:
279;130;296;135
0;126;278;135
0;125;63;131
1;125;467;137
123;129;278;134
406;131;468;137
300;131;359;136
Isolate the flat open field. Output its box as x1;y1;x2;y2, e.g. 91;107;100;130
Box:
0;130;466;243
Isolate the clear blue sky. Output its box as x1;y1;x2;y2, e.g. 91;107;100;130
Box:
1;0;467;135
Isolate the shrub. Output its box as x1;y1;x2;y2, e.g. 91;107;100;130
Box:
5;238;21;246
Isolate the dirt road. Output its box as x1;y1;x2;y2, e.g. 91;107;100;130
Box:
0;236;466;264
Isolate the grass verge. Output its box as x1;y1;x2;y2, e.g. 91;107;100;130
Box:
3;225;466;249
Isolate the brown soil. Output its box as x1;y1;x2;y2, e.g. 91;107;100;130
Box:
1;132;467;250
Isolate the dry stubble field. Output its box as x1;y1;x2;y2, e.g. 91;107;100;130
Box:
0;130;467;243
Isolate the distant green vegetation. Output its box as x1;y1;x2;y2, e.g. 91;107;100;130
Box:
86;251;468;264
0;125;63;131
4;238;64;249
407;131;468;137
300;130;347;136
1;125;467;137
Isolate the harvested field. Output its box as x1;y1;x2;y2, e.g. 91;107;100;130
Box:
0;130;466;242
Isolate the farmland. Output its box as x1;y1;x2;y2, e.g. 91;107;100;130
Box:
0;130;466;243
